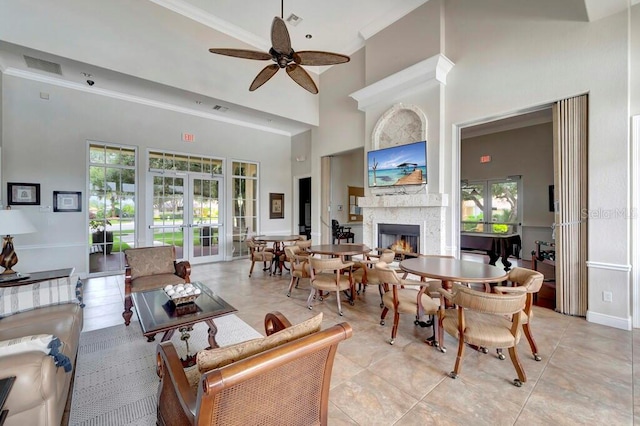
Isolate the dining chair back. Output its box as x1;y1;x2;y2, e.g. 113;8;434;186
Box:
308;257;355;316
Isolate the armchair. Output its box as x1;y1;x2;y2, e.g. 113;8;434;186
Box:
246;239;275;277
123;245;191;326
308;257;355;316
438;283;528;386
331;220;354;244
352;249;396;307
155;311;352;425
284;245;311;297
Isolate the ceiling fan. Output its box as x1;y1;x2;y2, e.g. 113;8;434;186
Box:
208;1;350;94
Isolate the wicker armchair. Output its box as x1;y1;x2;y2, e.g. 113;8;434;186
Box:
156;312;352;425
375;261;440;346
438;283;528;387
331;220;354;244
123;245;191;326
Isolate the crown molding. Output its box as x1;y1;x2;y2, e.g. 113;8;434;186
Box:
349;53;454;111
3;67;292;136
149;0;270;51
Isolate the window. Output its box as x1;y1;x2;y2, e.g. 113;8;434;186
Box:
88;142;136;274
461;177;522;234
232;161;258;257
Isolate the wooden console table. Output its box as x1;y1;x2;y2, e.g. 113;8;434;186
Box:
0;268;75;288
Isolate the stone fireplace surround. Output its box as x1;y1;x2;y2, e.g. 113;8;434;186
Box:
349;54;454;256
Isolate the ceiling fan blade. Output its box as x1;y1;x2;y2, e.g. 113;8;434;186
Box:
249;64;280;91
271;17;292;55
208;48;271;61
286;64;318;94
294;51;350;66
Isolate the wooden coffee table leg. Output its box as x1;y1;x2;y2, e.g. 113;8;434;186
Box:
205;319;219;349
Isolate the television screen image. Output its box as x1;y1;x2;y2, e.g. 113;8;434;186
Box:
367;141;427;187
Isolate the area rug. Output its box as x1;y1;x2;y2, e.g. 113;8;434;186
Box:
69;315;262;426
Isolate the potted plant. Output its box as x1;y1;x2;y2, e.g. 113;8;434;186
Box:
90;219;114;255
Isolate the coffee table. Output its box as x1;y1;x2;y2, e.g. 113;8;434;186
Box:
131;282;237;358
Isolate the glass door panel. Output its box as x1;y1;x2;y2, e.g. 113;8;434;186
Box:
489;180;519;233
152;175;186;259
190;176;223;263
461;183;486;232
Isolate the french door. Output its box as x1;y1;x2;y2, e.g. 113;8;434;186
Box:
150;173;223;264
461;177;522;234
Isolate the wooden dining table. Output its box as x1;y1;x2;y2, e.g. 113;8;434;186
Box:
399;257;509;297
255;235;301;275
308;244;371;260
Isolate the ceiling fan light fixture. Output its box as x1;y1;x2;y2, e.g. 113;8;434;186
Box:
207;1;350;94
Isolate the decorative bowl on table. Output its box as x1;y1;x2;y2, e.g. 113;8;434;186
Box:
164;283;202;306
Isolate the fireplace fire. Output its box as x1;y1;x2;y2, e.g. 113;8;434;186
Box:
378;223;420;255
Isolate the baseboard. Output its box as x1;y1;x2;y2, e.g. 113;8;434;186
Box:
586;310;632;331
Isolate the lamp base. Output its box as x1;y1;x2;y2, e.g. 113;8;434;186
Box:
0;236;19;275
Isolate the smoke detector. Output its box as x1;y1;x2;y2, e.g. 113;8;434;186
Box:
285;13;303;26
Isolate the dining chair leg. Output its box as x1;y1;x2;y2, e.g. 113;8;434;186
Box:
335;291;343;316
508;346;527;387
449;339;465;379
380;307;389;325
306;288;315;310
287;276;298;297
437;311;446;353
377;285;385;308
249;260;256;277
389;311;400;345
523;323;541;361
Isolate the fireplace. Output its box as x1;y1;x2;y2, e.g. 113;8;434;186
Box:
378;223;420;254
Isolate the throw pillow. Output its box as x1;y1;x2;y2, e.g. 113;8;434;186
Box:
0;275;83;318
0;334;73;372
197;312;323;374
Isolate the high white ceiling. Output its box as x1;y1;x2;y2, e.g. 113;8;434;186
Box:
0;0;632;136
0;0;428;136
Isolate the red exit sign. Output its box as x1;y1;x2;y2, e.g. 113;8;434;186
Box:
182;133;194;142
480;155;491;163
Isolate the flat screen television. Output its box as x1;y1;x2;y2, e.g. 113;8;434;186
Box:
367;141;427;187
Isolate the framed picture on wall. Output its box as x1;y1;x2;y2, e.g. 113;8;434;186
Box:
7;182;40;206
269;193;284;219
53;191;82;212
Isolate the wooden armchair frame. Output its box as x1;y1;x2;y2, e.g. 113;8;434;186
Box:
123;245;191;326
156;311;352;425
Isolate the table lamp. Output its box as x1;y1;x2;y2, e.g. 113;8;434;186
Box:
0;209;36;275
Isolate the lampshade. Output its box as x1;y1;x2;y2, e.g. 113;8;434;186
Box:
0;209;36;236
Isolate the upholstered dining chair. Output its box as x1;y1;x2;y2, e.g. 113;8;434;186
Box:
308;257;355;316
375;261;440;346
284;245;311;297
123;245;191;326
494;267;545;361
352;249;396;307
247;239;275;277
438;283;528;387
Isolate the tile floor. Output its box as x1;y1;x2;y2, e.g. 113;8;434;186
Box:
82;259;636;425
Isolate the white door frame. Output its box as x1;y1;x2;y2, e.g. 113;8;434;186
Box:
632;115;640;328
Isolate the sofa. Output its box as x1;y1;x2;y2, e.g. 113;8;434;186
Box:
0;275;84;426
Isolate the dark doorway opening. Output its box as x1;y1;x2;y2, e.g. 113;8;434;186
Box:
298;177;311;239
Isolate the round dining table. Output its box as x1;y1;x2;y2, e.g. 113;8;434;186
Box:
400;257;509;298
308;244;371;260
255;235;301;275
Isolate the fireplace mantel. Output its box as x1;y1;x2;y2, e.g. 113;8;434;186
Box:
358;193;448;209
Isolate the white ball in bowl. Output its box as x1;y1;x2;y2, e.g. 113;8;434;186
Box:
167;289;176;296
194;288;201;295
164;285;174;291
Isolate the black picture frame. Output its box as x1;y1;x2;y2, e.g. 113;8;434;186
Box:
269;193;284;219
7;182;40;206
54;191;82;212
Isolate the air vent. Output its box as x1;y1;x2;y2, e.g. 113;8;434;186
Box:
24;56;62;75
285;13;303;26
212;105;229;112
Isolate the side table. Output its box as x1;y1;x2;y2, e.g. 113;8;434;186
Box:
0;268;74;288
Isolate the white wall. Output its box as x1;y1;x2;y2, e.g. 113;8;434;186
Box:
632;4;640;116
330;149;364;226
461;123;555;259
443;0;629;327
1;75;292;276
